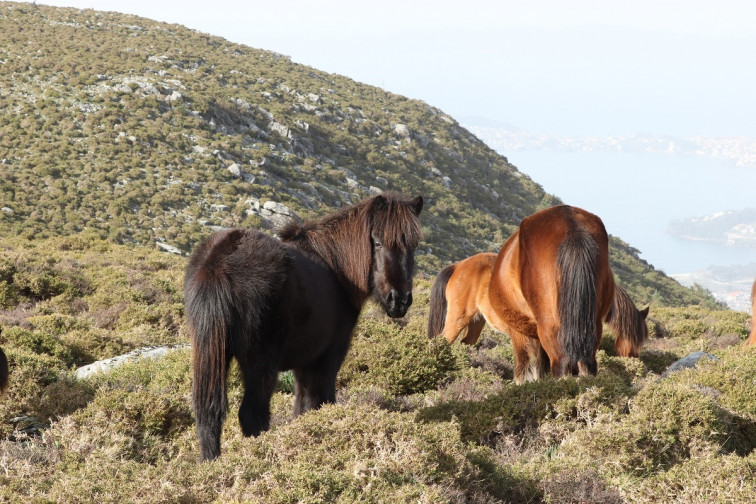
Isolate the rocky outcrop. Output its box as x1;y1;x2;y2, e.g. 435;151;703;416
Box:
75;344;190;380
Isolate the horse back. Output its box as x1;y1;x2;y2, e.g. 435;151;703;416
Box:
449;252;497;312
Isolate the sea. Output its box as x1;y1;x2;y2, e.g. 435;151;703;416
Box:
504;150;756;276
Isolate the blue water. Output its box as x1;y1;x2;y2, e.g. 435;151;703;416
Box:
506;150;756;275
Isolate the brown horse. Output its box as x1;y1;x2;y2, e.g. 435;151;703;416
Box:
429;205;634;383
0;347;7;394
747;278;756;346
185;192;422;460
605;283;649;357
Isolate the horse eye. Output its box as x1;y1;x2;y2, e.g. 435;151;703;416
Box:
374;239;383;248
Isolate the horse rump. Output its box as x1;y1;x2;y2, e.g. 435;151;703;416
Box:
184;229;287;461
427;263;456;339
556;228;600;376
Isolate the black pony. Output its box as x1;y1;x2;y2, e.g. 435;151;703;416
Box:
185;192;423;460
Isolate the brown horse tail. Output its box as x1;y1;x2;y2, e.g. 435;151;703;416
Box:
0;347;8;394
427;263;456;338
557;228;600;376
606;283;649;357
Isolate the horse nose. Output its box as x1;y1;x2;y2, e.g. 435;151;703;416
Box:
387;289;412;310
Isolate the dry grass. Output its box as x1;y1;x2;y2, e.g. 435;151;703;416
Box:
0;236;754;502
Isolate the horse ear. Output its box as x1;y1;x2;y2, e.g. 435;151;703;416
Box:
372;194;387;211
409;195;423;216
640;306;649;319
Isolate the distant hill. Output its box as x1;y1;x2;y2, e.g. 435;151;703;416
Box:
0;2;718;307
668;209;756;247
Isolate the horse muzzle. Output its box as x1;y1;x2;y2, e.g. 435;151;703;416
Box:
384;289;412;318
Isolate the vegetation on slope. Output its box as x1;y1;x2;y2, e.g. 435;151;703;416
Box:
0;1;716;307
0;234;753;503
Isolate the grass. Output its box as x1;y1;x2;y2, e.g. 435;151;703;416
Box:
0;236;754;502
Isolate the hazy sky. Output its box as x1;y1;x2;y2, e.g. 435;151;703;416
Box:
30;1;756;137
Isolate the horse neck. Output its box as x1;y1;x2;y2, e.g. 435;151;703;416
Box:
296;210;373;308
608;286;640;340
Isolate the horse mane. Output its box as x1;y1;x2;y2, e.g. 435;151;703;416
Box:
277;192;422;305
606;283;649;356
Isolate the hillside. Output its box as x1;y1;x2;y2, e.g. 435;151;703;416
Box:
0;2;716;308
1;4;754;503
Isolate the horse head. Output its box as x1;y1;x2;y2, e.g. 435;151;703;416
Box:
369;194;423;318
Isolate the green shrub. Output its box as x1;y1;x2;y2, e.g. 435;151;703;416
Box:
1;326;74;364
219;404;538;503
338;318;459;396
558;379;752;476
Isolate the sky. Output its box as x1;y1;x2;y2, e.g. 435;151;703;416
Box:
30;1;756;137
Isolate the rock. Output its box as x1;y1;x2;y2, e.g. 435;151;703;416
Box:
262;200;295;217
270;121;291;139
392;123;410;138
227;163;242;178
245;197;261;214
260;200;299;228
8;415;48;441
660;351;719;378
338;166;358;181
165;90;182;102
156;242;183;255
1;207;13;215
75;344;190;380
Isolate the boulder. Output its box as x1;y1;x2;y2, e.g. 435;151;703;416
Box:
661;351;719;378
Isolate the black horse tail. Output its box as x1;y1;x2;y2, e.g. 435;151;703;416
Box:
427;263;456;339
0;347;8;394
557;228;600;377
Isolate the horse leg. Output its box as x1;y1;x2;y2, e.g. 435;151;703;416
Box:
535;323;571;379
510;330;540;384
293;366;334;416
292;336;350;416
237;356;279;438
460;314;486;345
535;343;550;379
441;305;476;344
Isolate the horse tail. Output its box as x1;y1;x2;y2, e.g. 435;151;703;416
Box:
557;228;600;376
185;251;234;462
0;347;8;394
606;284;649;357
427;263;456;338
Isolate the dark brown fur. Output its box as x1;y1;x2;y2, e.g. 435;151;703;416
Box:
0;347;8;394
185;192;422;460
